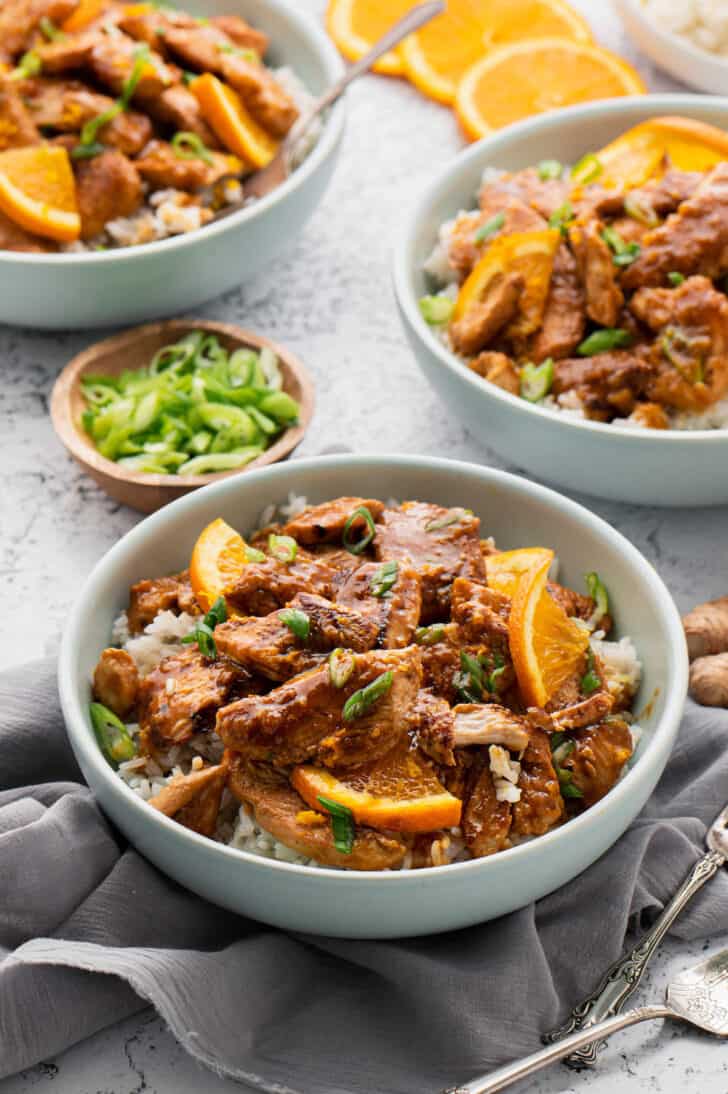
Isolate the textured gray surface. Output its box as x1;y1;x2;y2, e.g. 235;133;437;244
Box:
1;0;727;1089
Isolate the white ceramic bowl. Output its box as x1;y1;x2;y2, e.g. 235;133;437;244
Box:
0;0;345;331
59;454;687;939
394;95;728;508
616;0;728;96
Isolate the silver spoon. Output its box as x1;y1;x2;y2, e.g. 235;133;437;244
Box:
200;0;445;217
443;947;728;1094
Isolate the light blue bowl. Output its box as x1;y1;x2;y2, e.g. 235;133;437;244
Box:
59;454;687;938
0;0;345;331
393;95;728;507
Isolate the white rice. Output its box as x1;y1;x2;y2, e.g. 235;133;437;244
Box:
593;635;642;700
643;0;728;56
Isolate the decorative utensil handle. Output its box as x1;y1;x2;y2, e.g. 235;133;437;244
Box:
543;848;725;1067
443;1005;673;1094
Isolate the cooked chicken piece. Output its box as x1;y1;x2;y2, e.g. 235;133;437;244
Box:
134;139;236;191
485;167;570;221
560;717;633;806
228;757;407;870
283;496;385;546
24;77;152;155
511;725;563;838
547;581;612;635
215;592;378;681
0;77;40;150
468;350;520;394
448;191;545;282
0;0;78;62
217;647;422;769
375;501;486;623
35;31;96;73
0;209;57;251
451;577;510;644
93;647;139;718
550;689;614;731
117;6;197;47
607;215;649;247
449;271;524;357
462;759;512;857
626;168;703;220
144;84;219;147
451;704;529;751
622;163;728;289
138;646;256;752
411;689;456;765
148;762;227;837
530;244;586;361
630;402;669;429
211;15;269;56
89;34;175;102
570;219;624;328
225;548;338;617
417;624;462;701
74;148;142;239
552;350;654;417
218;54;298;138
161;21;235;72
335;562;421;648
127;569;199;635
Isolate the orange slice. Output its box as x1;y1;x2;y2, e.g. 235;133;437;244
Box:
509;554;589;708
401;0;592;106
455;38;645;141
0;146;80;243
189;517;254;614
190;74;279;169
326;0;417;76
487;547;554;598
292;745;462;833
62;0;109;30
595;116;728;190
454;228;561;336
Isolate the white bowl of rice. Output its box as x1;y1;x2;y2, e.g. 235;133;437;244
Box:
58;454;687;938
615;0;728;95
0;0;345;331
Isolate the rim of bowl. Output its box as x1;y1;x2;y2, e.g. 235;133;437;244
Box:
59;453;688;885
1;0;345;267
617;0;728;73
393;92;728;446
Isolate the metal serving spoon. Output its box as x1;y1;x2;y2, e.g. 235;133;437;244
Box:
443;947;728;1094
199;0;445;218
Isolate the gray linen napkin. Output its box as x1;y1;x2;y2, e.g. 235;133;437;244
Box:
2;659;728;1093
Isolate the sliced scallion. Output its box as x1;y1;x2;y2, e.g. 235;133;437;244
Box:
537;159;562;180
585;571;609;624
624;193;658;227
415;623;446;646
89;702;137;767
668;271;685;287
342;670;393;722
11;50;42;79
581;649;600;695
473;210;505;244
424;507;469;533
317;795;355;854
328;648;356;689
278;608;310;640
171;130;214;165
520;358;554;402
577;329;633;356
343;506;377;555
571;153;602;185
370;560;398;598
419;295;455;325
548;200;574;236
268;533;298;563
40;16;66;40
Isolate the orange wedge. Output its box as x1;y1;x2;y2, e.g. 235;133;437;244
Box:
509;554;589;708
189;517;255;614
595;116;728;190
326;0;417;76
190;74;279;169
455;38;645;141
0;146;79;243
401;0;592;106
292;745;462;833
487;547;554;598
62;0;109;30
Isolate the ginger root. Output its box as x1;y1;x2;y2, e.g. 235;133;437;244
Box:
689;653;728;709
683;596;728;707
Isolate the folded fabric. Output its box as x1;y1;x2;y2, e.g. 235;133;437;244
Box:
2;658;727;1093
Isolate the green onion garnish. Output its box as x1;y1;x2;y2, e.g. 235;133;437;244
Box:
585;571;609;623
520;358;554;402
601;226;640;267
71;141;106;160
278;607;310;640
89;702;137;767
624;193;658;227
78;102;122;149
571;153;602;185
268;533;298;564
415;623;445;646
557;768;584;799
418;295;455;326
343;506;377;555
552;738;575;767
11;50;42;79
370;560;398;598
581;650;600;695
486;653;506;694
577;328;633;356
660;325;704;382
328;648;356;689
317;795;355;854
121;43;151;106
550;730;567;753
182;619;217;659
453;649;484;703
342;670;393;721
537;159;562;180
205;596;228;629
424;507;469;533
668;271;685;287
548;200;575;236
171;130;214;166
40;16;66;40
244;543;267;563
473;210;505;244
181;70;197;86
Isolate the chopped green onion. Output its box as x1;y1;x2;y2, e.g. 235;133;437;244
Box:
317;795;355;854
328;648;356;689
181;70;197;86
486;653;506;694
571;153;602;185
71;140;106;160
121;43;151;105
370;560;398;598
278;607;310;640
40;16;66;40
613;244;641;268
585;571;609;624
268;533;298;563
557;768;584;799
473;210;505;244
182;619;217;659
624;193;658;227
453;649;484;703
668;271;685;286
548;200;574;236
176;449;262;475
78;102;123;147
342;670;393;722
216;42;259;61
419;295;455;325
552;738;575;767
661;325;704;382
601;226;640;267
205;596;228;629
415;623;446;646
537;159;562;180
520;358;554;402
258;391;299;423
581;649;600;695
550;730;567;753
11;50;42;79
244;543;266;563
89;702;137;767
424;507;469;533
171;130;214;165
343;506;377;555
577;329;633;356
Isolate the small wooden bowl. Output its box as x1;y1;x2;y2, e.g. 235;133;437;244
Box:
50;319;315;514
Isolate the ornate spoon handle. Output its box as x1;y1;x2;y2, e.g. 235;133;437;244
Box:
543;848;725;1068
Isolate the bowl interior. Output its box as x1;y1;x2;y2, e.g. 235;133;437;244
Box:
62;456;686;878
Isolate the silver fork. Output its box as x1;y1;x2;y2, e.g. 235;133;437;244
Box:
541;802;728;1068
